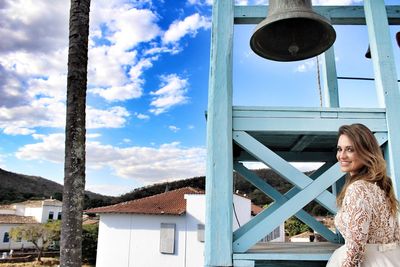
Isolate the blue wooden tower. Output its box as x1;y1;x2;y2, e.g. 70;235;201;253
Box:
205;1;400;266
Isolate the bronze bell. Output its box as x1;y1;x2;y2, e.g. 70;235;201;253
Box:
365;45;371;59
250;0;336;61
365;32;400;59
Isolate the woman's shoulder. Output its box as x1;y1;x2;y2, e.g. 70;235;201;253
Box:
347;179;371;190
346;180;376;197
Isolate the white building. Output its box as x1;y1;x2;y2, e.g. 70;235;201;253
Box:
87;187;284;267
0;199;62;250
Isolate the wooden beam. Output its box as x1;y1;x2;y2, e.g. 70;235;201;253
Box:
204;0;234;265
234;5;400;25
233;163;338;244
364;0;400;199
233;117;387;133
236;151;336;162
232;162;343;252
290;135;318;152
233;131;337;212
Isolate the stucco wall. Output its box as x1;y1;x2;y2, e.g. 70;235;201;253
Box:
0;224;35;250
40;205;62;223
23;207;43;223
96;194;254;267
97;214;186;267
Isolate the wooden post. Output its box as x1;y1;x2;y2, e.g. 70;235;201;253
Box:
205;0;234;266
364;0;400;198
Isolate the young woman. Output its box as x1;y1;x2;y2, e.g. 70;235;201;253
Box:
327;124;400;267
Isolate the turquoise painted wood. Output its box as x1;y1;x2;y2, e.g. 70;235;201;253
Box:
234;5;400;25
233;162;343;252
233;131;339;213
233;253;332;261
233;260;255;267
205;1;399;266
233;162;338;243
364;0;400;199
204;0;234;265
322;47;339;108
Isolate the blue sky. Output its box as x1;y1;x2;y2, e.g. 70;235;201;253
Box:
0;0;399;196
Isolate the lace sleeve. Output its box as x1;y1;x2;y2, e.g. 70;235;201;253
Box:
341;181;372;267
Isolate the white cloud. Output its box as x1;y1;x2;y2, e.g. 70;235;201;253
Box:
235;0;249;5
3;127;35;136
187;0;213;6
87;133;102;139
91;5;161;51
88;50;154;101
149;74;189;115
312;0;362;5
0;0;69;54
135;113;150;120
163;13;211;44
0;103;130;136
87;106;130;129
90;83;143;102
16;133;66;163
16;134;206;184
242;162;324;172
169;125;180;132
294;59;316;73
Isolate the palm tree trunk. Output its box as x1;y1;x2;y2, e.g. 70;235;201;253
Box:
60;1;91;266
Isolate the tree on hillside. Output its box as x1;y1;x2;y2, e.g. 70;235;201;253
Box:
61;0;91;266
10;221;61;262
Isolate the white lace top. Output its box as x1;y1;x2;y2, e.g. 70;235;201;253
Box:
334;180;400;267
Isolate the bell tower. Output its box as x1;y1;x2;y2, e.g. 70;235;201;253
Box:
205;1;400;267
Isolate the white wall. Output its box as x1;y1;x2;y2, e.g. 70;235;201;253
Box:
96;194;256;267
184;195;206;267
183;194;252;267
0;224;35;250
40;205;62;223
14;204;25;216
232;194;252;230
97;214;186;267
0;209;15;215
23;207;43;223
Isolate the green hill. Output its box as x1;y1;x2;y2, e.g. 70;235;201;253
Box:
0;168;114;209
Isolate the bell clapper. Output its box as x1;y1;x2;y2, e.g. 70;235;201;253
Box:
288;43;299;56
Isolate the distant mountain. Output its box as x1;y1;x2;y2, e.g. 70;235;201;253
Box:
0;168;115;209
113;168;328;216
1;167;328;216
115;169;300;205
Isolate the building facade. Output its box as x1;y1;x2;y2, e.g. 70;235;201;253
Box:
87;187;281;267
0;199;62;250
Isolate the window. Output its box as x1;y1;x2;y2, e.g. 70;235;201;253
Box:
197;224;205;242
3;232;9;243
48;211;54;220
260;226;281;242
57;212;62;220
160;223;175;254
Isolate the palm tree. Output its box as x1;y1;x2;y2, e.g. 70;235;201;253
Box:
60;0;91;266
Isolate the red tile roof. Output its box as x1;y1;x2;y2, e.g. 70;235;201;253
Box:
85;187;204;215
0;204;16;211
17;199;62;207
0;215;38;224
251;204;263;216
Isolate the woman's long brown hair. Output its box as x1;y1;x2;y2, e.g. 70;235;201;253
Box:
336;124;399;215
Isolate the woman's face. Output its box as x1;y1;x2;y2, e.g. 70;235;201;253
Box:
337;134;364;176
